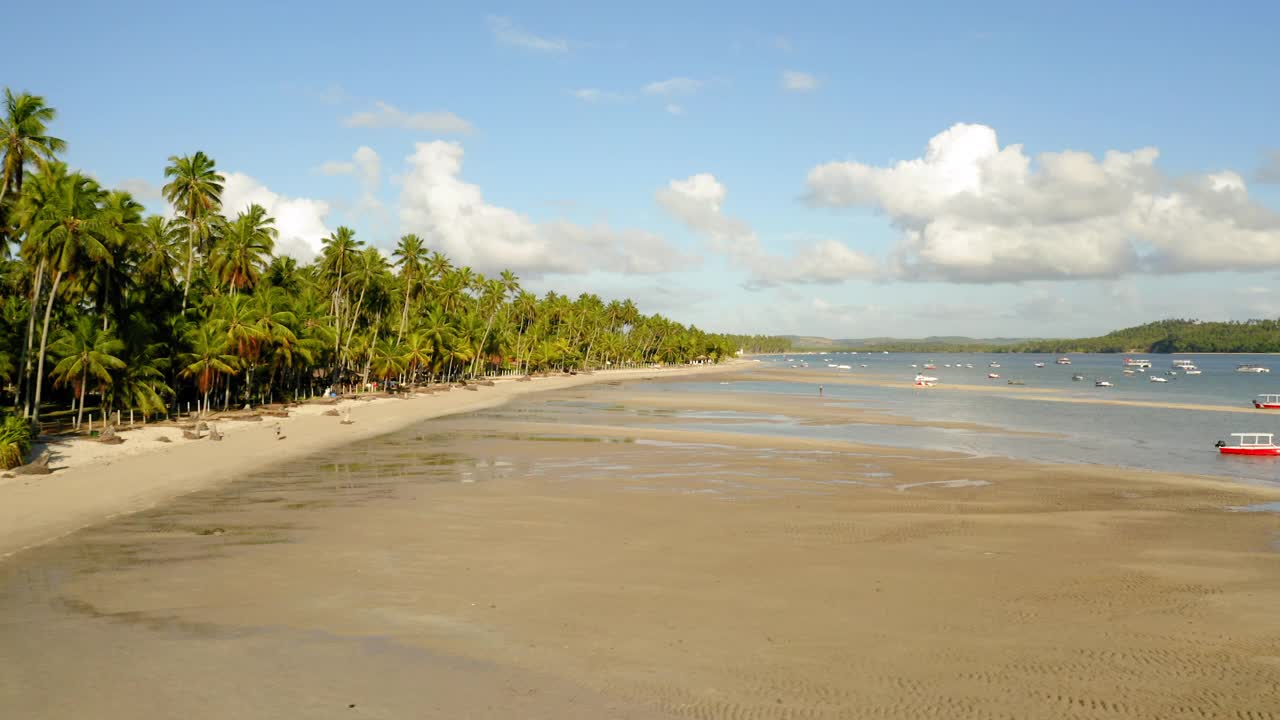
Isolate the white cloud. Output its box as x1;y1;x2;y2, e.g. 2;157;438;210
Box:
806;123;1280;281
486;15;567;53
643;77;702;96
342;101;473;134
656;173;875;287
781;71;819;92
117;178;163;202
398;141;696;276
221;172;331;260
571;88;629;103
665;103;684;116
321;146;383;215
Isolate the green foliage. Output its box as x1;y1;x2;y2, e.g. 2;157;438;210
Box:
0;412;33;469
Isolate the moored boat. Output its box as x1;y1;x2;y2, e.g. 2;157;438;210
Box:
1150;376;1168;383
914;374;938;387
1254;394;1280;409
1072;373;1085;381
1033;362;1045;368
987;373;1000;379
1123;358;1152;369
1095;380;1113;387
1216;433;1280;456
1055;357;1072;365
1237;364;1271;373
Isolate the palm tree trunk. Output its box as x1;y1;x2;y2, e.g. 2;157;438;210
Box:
397;277;412;345
76;367;88;429
32;270;63;424
182;223;195;311
19;259;45;417
341;284;368;365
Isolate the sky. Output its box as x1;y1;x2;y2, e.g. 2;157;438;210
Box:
9;1;1280;339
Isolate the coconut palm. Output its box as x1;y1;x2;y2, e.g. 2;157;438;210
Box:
392;233;425;343
179;320;237;415
18;167;116;422
211;204;275;293
105;345;172;418
0;89;66;208
400;331;432;384
163;151;224;310
49;316;126;428
136;215;182;288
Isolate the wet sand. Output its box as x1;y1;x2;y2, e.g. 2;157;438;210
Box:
3;377;1280;719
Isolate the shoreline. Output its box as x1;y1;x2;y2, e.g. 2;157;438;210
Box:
0;363;739;560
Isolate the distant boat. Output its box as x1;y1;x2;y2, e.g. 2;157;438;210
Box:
1172;359;1196;368
1237;365;1271;373
1095;380;1114;387
924;363;937;370
989;362;1001;368
1056;357;1072;365
1216;433;1280;456
1254;394;1280;409
1122;369;1136;375
1033;362;1046;368
1072;373;1085;381
1124;358;1152;369
987;373;1000;379
1150;376;1169;383
914;374;938;387
1183;367;1202;375
837;364;851;369
965;364;974;369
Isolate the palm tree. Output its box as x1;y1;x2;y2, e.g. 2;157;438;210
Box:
162;151;224;310
179;321;237;415
400;331;432;384
319;226;362;355
215;294;266;408
136;215;182;288
49;316;125;428
0;89;65;208
17;168;116;423
211;204;275;293
93;190;144;327
392;233;425;343
418;307;454;382
105;345;172;418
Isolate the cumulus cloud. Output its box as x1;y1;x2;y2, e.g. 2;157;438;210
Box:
571;88;629;103
487;15;567;52
781;71;818;92
643;77;702;96
320;147;381;191
221;172;331;260
1256;149;1280;184
398;141;696;276
342;101;473;134
656;173;875;287
806;123;1280;281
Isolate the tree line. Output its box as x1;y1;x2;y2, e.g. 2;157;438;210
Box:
0;89;789;464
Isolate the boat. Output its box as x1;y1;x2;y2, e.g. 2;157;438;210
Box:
1172;359;1196;368
1253;394;1280;409
1122;369;1135;375
1055;357;1072;365
1183;367;1202;375
1215;433;1280;456
837;364;851;369
1150;376;1168;383
1007;380;1025;385
923;363;937;370
989;362;1001;368
1165;370;1178;376
965;364;974;368
914;374;938;387
1095;380;1114;387
1033;362;1045;368
1072;374;1085;381
1123;358;1152;369
987;373;1000;379
910;364;918;368
1237;364;1271;373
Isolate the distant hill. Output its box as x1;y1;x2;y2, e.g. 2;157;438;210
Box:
782;319;1280;354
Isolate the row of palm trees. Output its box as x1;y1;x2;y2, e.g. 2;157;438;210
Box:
0;88;789;445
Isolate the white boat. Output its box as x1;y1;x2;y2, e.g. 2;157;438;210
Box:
910;364;918;368
1172;359;1196;368
1237;365;1271;373
989;362;1001;368
837;364;851;369
1055;357;1072;365
1150;376;1169;383
1096;380;1114;387
1034;362;1046;368
1122;369;1136;375
828;364;838;368
914;374;938;387
965;364;974;369
1183;368;1202;375
1123;358;1152;369
987;373;1000;379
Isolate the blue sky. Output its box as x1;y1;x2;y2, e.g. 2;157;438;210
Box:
10;1;1280;338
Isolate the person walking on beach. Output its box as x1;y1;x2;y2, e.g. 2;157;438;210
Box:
819;385;824;397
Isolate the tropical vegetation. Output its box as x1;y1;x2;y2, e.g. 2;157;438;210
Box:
0;89;788;461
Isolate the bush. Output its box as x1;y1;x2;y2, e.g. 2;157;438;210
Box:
0;413;34;469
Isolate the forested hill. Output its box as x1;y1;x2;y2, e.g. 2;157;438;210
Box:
785;320;1280;354
1010;319;1280;354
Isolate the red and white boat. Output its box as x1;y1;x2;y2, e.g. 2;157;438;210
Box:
1216;433;1280;456
914;374;938;387
1253;394;1280;409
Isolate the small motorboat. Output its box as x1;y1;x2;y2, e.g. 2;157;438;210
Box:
1123;369;1136;375
1216;433;1280;456
923;363;937;370
1184;368;1202;375
837;364;852;369
914;374;938;387
965;364;974;368
989;362;1001;368
1254;394;1280;409
1237;365;1271;373
910;364;918;368
1124;358;1152;369
1033;362;1045;368
1056;357;1072;365
1150;376;1169;383
1095;380;1114;387
1072;374;1085;381
987;373;1000;379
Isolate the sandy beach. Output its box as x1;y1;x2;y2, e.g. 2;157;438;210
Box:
0;363;739;559
3;370;1280;719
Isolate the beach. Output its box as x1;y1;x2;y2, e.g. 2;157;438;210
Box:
3;368;1280;719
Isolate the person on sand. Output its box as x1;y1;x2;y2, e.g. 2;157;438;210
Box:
819;385;823;397
275;424;284;440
